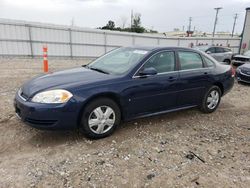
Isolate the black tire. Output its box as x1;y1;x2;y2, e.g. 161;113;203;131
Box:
223;59;231;65
200;86;221;113
80;98;121;139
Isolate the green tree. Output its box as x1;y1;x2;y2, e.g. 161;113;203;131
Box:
102;20;115;30
99;13;156;34
131;13;145;33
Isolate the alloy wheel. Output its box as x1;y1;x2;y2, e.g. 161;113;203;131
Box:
88;106;116;134
207;90;219;110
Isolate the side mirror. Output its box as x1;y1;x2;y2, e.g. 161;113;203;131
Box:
139;67;157;77
206;51;212;54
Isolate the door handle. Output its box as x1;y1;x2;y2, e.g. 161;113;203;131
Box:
168;76;177;82
204;72;208;75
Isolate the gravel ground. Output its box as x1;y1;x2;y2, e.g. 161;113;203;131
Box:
0;58;249;188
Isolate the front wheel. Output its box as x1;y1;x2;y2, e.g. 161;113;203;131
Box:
80;98;121;139
200;86;221;113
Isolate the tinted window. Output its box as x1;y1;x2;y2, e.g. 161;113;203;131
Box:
216;47;225;53
143;51;175;73
178;51;203;70
223;48;231;52
206;47;215;53
204;56;215;67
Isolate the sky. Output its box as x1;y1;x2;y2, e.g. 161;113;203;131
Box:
0;0;250;34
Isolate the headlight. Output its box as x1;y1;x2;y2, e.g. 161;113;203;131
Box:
31;89;73;104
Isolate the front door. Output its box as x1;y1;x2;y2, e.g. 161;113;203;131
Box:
124;51;179;117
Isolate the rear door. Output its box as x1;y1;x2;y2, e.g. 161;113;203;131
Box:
177;51;212;106
214;47;226;62
206;47;219;61
125;50;179;117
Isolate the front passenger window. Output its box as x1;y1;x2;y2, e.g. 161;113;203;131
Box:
143;51;175;73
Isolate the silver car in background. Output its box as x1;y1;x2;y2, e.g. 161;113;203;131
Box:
195;46;233;64
232;50;250;66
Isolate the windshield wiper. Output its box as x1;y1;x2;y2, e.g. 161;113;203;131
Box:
88;67;109;74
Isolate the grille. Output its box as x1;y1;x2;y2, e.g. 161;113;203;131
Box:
233;57;250;62
18;88;29;101
239;74;250;82
241;69;250;75
25;118;57;126
20;92;29;100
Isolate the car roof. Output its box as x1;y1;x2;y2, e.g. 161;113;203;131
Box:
127;46;198;52
195;45;230;49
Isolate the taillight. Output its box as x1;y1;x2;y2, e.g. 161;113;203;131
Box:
231;66;235;77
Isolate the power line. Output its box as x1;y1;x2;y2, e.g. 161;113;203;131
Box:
232;13;238;37
212;7;223;37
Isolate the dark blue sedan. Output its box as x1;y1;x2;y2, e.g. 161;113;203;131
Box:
15;47;234;139
236;63;250;83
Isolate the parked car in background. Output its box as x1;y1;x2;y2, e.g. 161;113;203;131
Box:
236;63;250;83
195;46;233;64
232;50;250;66
15;47;235;139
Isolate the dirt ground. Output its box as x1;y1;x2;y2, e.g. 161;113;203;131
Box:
0;58;249;188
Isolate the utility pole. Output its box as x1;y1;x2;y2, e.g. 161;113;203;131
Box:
212;7;223;37
187;17;192;37
131;10;133;30
70;17;74;27
232;13;238;37
188;17;192;32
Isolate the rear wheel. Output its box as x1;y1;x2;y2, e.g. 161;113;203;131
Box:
200;86;221;113
223;59;231;64
80;98;121;139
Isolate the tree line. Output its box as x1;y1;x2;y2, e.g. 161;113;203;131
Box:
98;13;158;34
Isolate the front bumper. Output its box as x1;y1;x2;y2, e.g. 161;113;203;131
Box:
14;93;81;130
236;70;250;84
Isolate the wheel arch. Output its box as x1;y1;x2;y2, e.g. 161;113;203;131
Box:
77;92;123;128
223;58;231;63
213;82;224;95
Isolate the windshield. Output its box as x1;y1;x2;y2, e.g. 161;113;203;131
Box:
87;47;149;75
244;50;250;57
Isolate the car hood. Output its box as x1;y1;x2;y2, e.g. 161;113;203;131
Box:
21;67;115;97
233;54;250;59
239;63;250;69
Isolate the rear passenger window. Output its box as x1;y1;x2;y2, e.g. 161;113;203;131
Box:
223;48;231;52
178;51;203;70
207;47;216;53
143;51;175;73
216;47;224;53
204;56;215;67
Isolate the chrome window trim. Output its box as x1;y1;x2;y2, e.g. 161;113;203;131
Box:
178;67;212;72
133;70;178;79
132;50;214;79
133;67;213;79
